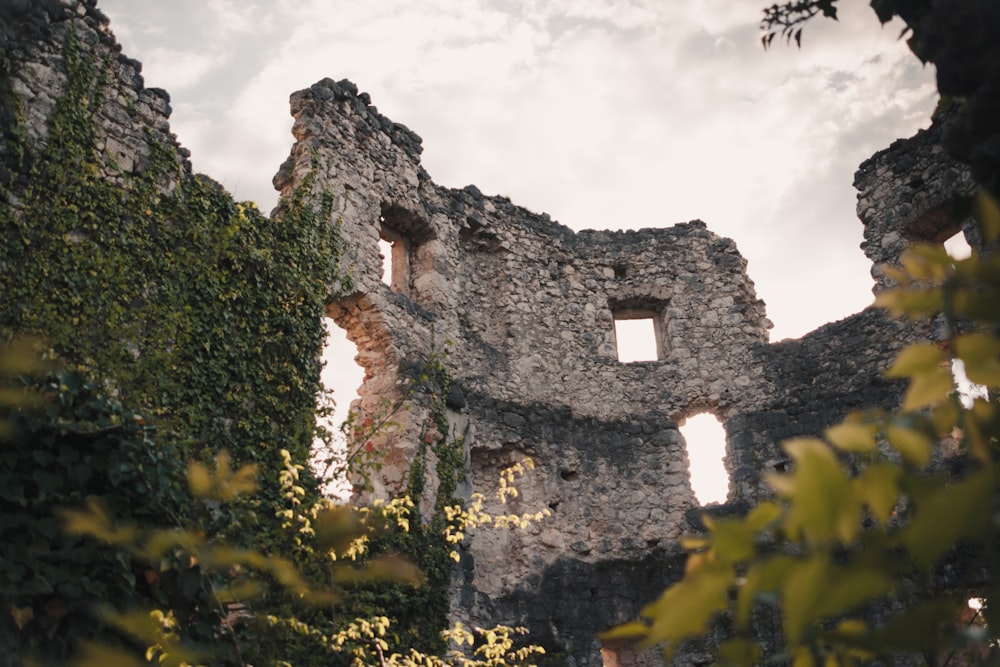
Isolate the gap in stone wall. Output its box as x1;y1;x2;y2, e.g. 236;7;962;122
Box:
378;237;394;287
942;232;986;408
944;230;972;259
952;359;988;408
679;412;729;504
614;318;658;362
316;317;365;497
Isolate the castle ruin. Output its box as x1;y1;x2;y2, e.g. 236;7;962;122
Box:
0;1;979;664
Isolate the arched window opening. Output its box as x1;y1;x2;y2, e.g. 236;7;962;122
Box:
679;412;729;505
315;317;365;498
952;358;987;409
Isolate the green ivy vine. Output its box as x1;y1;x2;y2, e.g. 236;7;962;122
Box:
0;25;344;505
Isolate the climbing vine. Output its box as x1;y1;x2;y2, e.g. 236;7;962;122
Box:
0;26;344;506
1;18;549;667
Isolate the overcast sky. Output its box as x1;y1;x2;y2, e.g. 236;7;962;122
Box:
97;1;937;499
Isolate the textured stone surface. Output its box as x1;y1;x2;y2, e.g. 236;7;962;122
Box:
3;2;977;663
274;79;969;664
0;0;189;200
855;116;978;292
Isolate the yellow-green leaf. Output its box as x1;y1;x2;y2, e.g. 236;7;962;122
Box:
187;461;213;497
717;637;762;667
854;462;900;525
901;365;954;410
814;567;894;620
745;501;782;531
639;560;733;647
777;438;859;544
885;424;932;467
783;556;829;644
900;245;952;281
900;469;995;569
599;620;650;648
976;190;1000;242
737;556;796;629
708;517;757;564
955;333;1000;386
886;343;944;379
825;421;877;452
73;641;145;667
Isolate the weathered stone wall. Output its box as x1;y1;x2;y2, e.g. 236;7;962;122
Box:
855;116;978;292
275;78;970;664
3;2;976;663
0;0;189;196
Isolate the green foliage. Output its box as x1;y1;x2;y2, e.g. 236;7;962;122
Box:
0;26;344;508
0;17;550;667
605;6;1000;665
0;342;203;663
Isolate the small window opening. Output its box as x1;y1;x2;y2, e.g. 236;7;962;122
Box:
944;231;972;260
679;412;729;504
614;318;657;362
377;238;393;286
378;221;411;294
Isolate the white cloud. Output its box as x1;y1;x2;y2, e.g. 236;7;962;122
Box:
99;0;938;345
140;48;227;91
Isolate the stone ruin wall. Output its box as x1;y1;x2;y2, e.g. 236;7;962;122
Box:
0;0;190;206
276;80;976;664
1;3;979;664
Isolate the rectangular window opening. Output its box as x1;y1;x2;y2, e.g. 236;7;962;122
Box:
378;222;410;295
377;238;394;287
943;230;972;260
614;317;658;362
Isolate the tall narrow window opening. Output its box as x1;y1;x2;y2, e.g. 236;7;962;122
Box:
378;221;410;295
315;317;364;498
679;412;729;504
377;238;393;286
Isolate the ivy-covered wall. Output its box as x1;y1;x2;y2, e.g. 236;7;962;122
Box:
0;3;356;662
0;2;344;500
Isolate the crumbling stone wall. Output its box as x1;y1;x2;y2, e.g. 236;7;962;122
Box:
0;0;189;196
276;78;972;664
855;117;978;292
2;2;975;662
